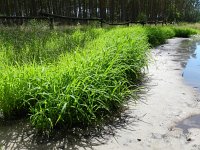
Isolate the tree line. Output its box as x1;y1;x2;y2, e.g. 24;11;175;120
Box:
0;0;200;23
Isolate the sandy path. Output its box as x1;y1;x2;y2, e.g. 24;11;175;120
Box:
91;38;200;150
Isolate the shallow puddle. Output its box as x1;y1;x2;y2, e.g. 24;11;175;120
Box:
183;42;200;90
175;37;200;134
176;115;200;134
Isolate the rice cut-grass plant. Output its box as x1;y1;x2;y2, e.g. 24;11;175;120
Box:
0;25;197;132
145;26;175;47
29;27;150;131
173;27;197;38
0;26;105;65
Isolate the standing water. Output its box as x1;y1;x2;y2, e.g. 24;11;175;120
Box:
183;42;200;90
175;38;200;134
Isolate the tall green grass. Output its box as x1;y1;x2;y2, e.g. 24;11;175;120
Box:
173;27;197;38
0;26;105;65
0;25;196;132
145;26;197;47
145;26;175;46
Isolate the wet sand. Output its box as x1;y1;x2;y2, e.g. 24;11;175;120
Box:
91;38;200;150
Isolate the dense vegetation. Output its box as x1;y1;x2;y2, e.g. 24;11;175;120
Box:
1;0;200;23
0;25;196;133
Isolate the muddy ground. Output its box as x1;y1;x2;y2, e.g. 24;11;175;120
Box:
1;38;200;150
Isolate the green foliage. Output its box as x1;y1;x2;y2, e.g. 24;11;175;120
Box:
145;26;176;47
137;12;147;22
173;27;197;38
0;25;196;132
24;20;50;29
145;26;197;47
0;27;104;65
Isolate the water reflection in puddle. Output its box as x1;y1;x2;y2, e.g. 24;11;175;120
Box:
175;37;200;134
176;115;200;134
182;41;200;90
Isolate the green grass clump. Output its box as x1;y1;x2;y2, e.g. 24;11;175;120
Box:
0;25;197;132
29;27;149;131
0;26;149;131
145;26;197;47
0;27;105;65
173;27;197;38
145;26;175;47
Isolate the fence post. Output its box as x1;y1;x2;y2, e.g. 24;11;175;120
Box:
49;17;54;29
142;21;145;26
100;19;103;27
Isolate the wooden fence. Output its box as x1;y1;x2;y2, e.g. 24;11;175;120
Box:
0;12;167;29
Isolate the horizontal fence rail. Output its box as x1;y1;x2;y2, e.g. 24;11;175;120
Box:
0;13;168;28
40;12;103;21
